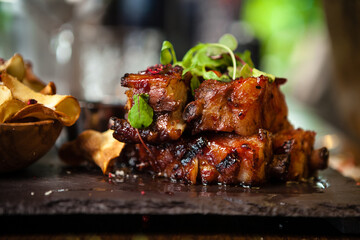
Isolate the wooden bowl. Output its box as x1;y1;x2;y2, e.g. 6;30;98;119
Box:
0;120;63;173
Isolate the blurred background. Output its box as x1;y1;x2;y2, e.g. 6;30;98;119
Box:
1;0;360;156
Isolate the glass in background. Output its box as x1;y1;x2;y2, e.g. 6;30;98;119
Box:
0;0;164;104
0;0;76;96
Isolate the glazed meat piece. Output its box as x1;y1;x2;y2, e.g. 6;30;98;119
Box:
110;110;185;144
198;129;272;185
111;65;328;185
111;64;190;144
135;135;207;184
128;128;328;185
270;128;329;181
183;76;291;136
122;64;189;112
132;129;273;186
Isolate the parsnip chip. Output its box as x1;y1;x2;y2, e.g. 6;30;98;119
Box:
0;85;26;123
39;81;56;95
2;72;80;126
0;99;26;123
10;103;66;123
23;61;47;92
59;129;125;174
0;53;25;81
0;85;12;103
0;54;47;92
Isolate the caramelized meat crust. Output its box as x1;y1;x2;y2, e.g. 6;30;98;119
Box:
270;128;329;181
110;111;185;144
136;136;206;184
183;76;291;136
111;65;329;185
122;64;188;112
132;130;272;186
127;128;328;185
198;130;272;185
111;64;189;144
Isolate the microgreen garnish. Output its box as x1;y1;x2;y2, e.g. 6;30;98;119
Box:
176;37;237;82
160;33;276;95
190;75;200;96
219;33;238;51
252;68;275;82
160;41;177;65
128;93;153;129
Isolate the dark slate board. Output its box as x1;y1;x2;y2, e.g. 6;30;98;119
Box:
0;148;359;217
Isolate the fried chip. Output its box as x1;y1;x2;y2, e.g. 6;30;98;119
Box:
0;54;47;92
9;103;66;123
0;53;26;81
39;81;56;95
1;72;80;126
0;99;26;123
23;61;47;92
0;85;26;123
59;130;125;174
0;85;12;103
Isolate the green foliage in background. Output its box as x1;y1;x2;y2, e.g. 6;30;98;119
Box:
0;3;12;32
242;0;325;77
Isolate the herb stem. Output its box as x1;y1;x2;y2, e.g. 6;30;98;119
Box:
170;46;177;64
209;43;237;80
136;128;152;155
235;55;248;68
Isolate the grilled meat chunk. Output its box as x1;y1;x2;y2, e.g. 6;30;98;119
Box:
136;136;207;184
127;128;328;185
270;128;329;181
198;129;272;185
111;65;328;185
183;76;291;136
110;110;185;144
132;129;272;186
122;64;188;112
111;64;189;144
310;147;329;171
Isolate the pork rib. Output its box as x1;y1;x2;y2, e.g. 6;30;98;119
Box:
270;128;328;181
128;128;328;185
132;129;272;185
183;76;291;136
111;64;190;144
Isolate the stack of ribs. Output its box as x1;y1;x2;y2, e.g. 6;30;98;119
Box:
110;64;328;186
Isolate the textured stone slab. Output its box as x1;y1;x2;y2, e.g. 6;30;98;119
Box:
0;149;359;217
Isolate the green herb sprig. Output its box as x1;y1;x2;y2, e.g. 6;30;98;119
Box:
127;93;153;129
160;33;276;96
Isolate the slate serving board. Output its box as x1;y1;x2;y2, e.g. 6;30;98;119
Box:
0;149;359;218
